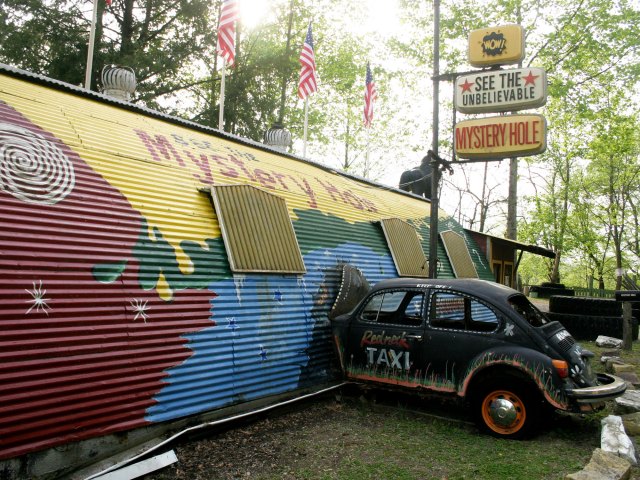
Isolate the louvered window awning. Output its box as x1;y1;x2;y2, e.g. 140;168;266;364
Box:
378;218;428;278
209;185;306;274
440;230;478;278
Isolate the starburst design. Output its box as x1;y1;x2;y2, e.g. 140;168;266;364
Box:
504;323;515;336
25;280;51;315
131;299;150;323
259;345;268;362
274;289;283;303
227;317;238;331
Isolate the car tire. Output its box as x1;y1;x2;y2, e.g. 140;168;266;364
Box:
472;380;541;439
532;286;575;298
547;312;639;340
549;296;622;317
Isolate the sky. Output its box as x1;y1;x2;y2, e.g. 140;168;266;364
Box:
234;0;521;235
239;0;419;184
240;0;402;37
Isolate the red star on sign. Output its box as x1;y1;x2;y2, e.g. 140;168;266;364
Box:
460;79;474;92
523;71;540;86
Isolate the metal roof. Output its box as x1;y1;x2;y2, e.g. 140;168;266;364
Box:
0;62;431;202
464;228;556;259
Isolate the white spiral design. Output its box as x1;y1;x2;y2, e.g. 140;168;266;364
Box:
0;123;75;205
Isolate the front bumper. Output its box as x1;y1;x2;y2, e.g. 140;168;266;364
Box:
565;373;627;404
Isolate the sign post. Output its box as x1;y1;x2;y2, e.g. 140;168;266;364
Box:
623;302;633;351
615;290;640;351
429;22;548;278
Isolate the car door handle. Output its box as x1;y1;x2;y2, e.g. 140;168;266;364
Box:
405;334;423;341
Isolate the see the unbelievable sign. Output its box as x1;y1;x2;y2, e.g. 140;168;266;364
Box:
454;114;547;160
468;24;525;67
455;67;547;114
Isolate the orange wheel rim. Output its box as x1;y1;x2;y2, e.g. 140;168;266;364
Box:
481;390;526;435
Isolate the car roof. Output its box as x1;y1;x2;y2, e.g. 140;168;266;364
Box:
370;278;521;309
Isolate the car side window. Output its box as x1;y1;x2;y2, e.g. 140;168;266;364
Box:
431;293;466;330
469;301;500;332
359;290;424;326
430;292;499;332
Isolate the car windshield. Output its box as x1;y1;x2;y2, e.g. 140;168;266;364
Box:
508;294;549;327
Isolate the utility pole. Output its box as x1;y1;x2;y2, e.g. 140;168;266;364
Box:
428;0;441;278
506;4;523;241
278;0;295;124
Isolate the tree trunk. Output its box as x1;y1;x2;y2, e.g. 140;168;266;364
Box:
228;22;242;135
91;2;106;90
615;228;623;290
506;157;517;239
479;161;488;232
120;0;135;58
550;254;561;284
343;118;350;171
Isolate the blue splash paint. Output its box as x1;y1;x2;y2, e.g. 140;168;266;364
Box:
145;243;395;422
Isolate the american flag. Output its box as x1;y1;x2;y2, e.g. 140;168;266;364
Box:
216;0;239;66
364;63;378;127
298;23;318;99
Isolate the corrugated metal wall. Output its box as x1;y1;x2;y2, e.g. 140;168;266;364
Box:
0;68;493;461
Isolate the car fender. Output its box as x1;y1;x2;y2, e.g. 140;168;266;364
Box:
459;346;570;410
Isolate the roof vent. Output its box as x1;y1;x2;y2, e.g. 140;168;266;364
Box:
263;123;292;152
101;65;136;101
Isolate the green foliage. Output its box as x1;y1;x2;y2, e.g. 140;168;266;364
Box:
0;0;214;106
513;0;640;287
0;0;88;85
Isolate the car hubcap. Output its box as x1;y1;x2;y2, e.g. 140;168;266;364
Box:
482;390;526;435
489;398;518;427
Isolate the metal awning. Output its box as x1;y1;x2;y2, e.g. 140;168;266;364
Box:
464;229;556;259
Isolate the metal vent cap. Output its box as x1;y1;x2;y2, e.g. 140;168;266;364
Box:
101;65;136;101
263;123;292;152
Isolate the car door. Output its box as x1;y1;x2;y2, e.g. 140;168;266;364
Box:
419;288;505;393
344;288;427;387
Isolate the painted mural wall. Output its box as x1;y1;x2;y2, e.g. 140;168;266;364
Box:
0;68;493;460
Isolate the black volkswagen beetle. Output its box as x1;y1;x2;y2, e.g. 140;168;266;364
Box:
330;275;626;438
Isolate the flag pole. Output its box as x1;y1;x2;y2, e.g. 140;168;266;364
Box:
303;97;309;157
84;0;99;90
218;60;227;131
365;127;370;178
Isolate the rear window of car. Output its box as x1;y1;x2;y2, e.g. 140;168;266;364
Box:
509;294;549;327
429;291;499;332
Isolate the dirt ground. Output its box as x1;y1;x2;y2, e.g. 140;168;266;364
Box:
143;393;386;480
140;388;604;480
